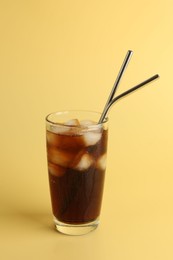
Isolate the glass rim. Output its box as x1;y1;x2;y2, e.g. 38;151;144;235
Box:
45;110;108;127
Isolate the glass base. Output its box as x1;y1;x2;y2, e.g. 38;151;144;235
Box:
53;217;99;236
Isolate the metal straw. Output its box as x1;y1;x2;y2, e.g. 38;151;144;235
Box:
99;50;133;123
98;74;160;123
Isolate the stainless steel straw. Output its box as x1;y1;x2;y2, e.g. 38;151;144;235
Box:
98;74;159;123
99;50;133;123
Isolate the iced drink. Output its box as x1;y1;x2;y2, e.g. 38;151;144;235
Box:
46;111;108;235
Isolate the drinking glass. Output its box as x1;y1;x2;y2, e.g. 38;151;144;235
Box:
46;110;108;235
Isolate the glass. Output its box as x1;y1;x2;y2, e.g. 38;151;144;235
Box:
46;110;108;235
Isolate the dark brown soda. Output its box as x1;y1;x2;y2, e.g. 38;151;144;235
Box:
47;129;108;224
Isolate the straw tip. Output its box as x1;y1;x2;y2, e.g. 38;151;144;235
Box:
154;74;160;79
128;50;133;54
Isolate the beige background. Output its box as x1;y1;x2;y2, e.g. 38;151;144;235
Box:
0;0;173;259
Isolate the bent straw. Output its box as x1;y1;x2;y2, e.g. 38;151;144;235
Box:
99;50;133;124
98;74;160;123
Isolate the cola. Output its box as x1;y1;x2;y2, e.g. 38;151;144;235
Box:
46;120;108;225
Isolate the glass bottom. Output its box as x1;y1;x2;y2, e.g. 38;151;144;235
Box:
53;216;99;236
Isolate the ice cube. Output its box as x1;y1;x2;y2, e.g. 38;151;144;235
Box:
64;118;80;126
83;131;102;146
97;154;107;170
47;131;84;150
48;125;68;135
80;120;96;127
47;147;75;168
62;118;82;135
73;152;94;171
47;131;58;146
48;162;66;177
